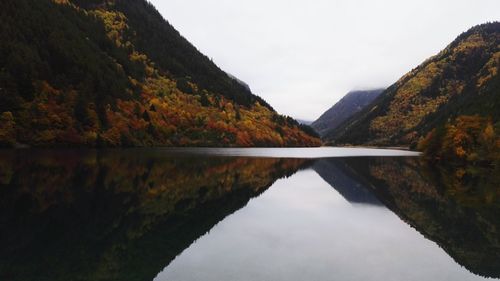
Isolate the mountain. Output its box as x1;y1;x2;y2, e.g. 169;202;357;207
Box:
311;89;384;137
0;0;320;147
226;72;252;92
326;23;500;153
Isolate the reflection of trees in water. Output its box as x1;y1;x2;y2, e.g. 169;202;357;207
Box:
0;150;311;281
360;157;500;279
311;156;499;278
1;151;498;280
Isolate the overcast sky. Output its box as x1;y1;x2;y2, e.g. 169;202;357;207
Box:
150;0;500;120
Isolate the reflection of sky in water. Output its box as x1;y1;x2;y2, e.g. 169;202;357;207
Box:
160;147;420;158
155;169;491;281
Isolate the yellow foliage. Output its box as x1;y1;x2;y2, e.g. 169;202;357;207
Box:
52;0;70;4
477;51;500;87
365;29;500;146
92;10;129;46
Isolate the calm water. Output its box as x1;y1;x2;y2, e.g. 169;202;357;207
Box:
0;148;498;281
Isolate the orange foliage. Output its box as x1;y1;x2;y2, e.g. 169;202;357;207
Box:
418;115;500;163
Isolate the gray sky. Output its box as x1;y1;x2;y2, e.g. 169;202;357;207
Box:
150;0;500;121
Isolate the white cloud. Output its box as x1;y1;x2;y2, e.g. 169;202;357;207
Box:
149;0;500;120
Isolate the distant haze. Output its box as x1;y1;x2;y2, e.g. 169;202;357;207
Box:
150;0;500;120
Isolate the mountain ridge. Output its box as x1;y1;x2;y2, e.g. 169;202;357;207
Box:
312;89;384;137
325;22;500;152
0;0;320;147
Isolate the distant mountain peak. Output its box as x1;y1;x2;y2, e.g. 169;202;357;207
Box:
311;89;385;137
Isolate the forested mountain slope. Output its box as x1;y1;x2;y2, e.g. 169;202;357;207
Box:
327;23;500;159
0;0;320;147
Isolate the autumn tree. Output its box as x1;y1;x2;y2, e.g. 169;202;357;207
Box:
418;115;499;164
0;112;16;146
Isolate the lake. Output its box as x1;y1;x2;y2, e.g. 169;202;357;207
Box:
0;148;498;281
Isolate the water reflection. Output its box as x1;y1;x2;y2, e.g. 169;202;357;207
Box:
0;149;498;280
156;169;489;281
0;149;310;281
316;157;500;278
354;157;500;278
313;158;382;205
